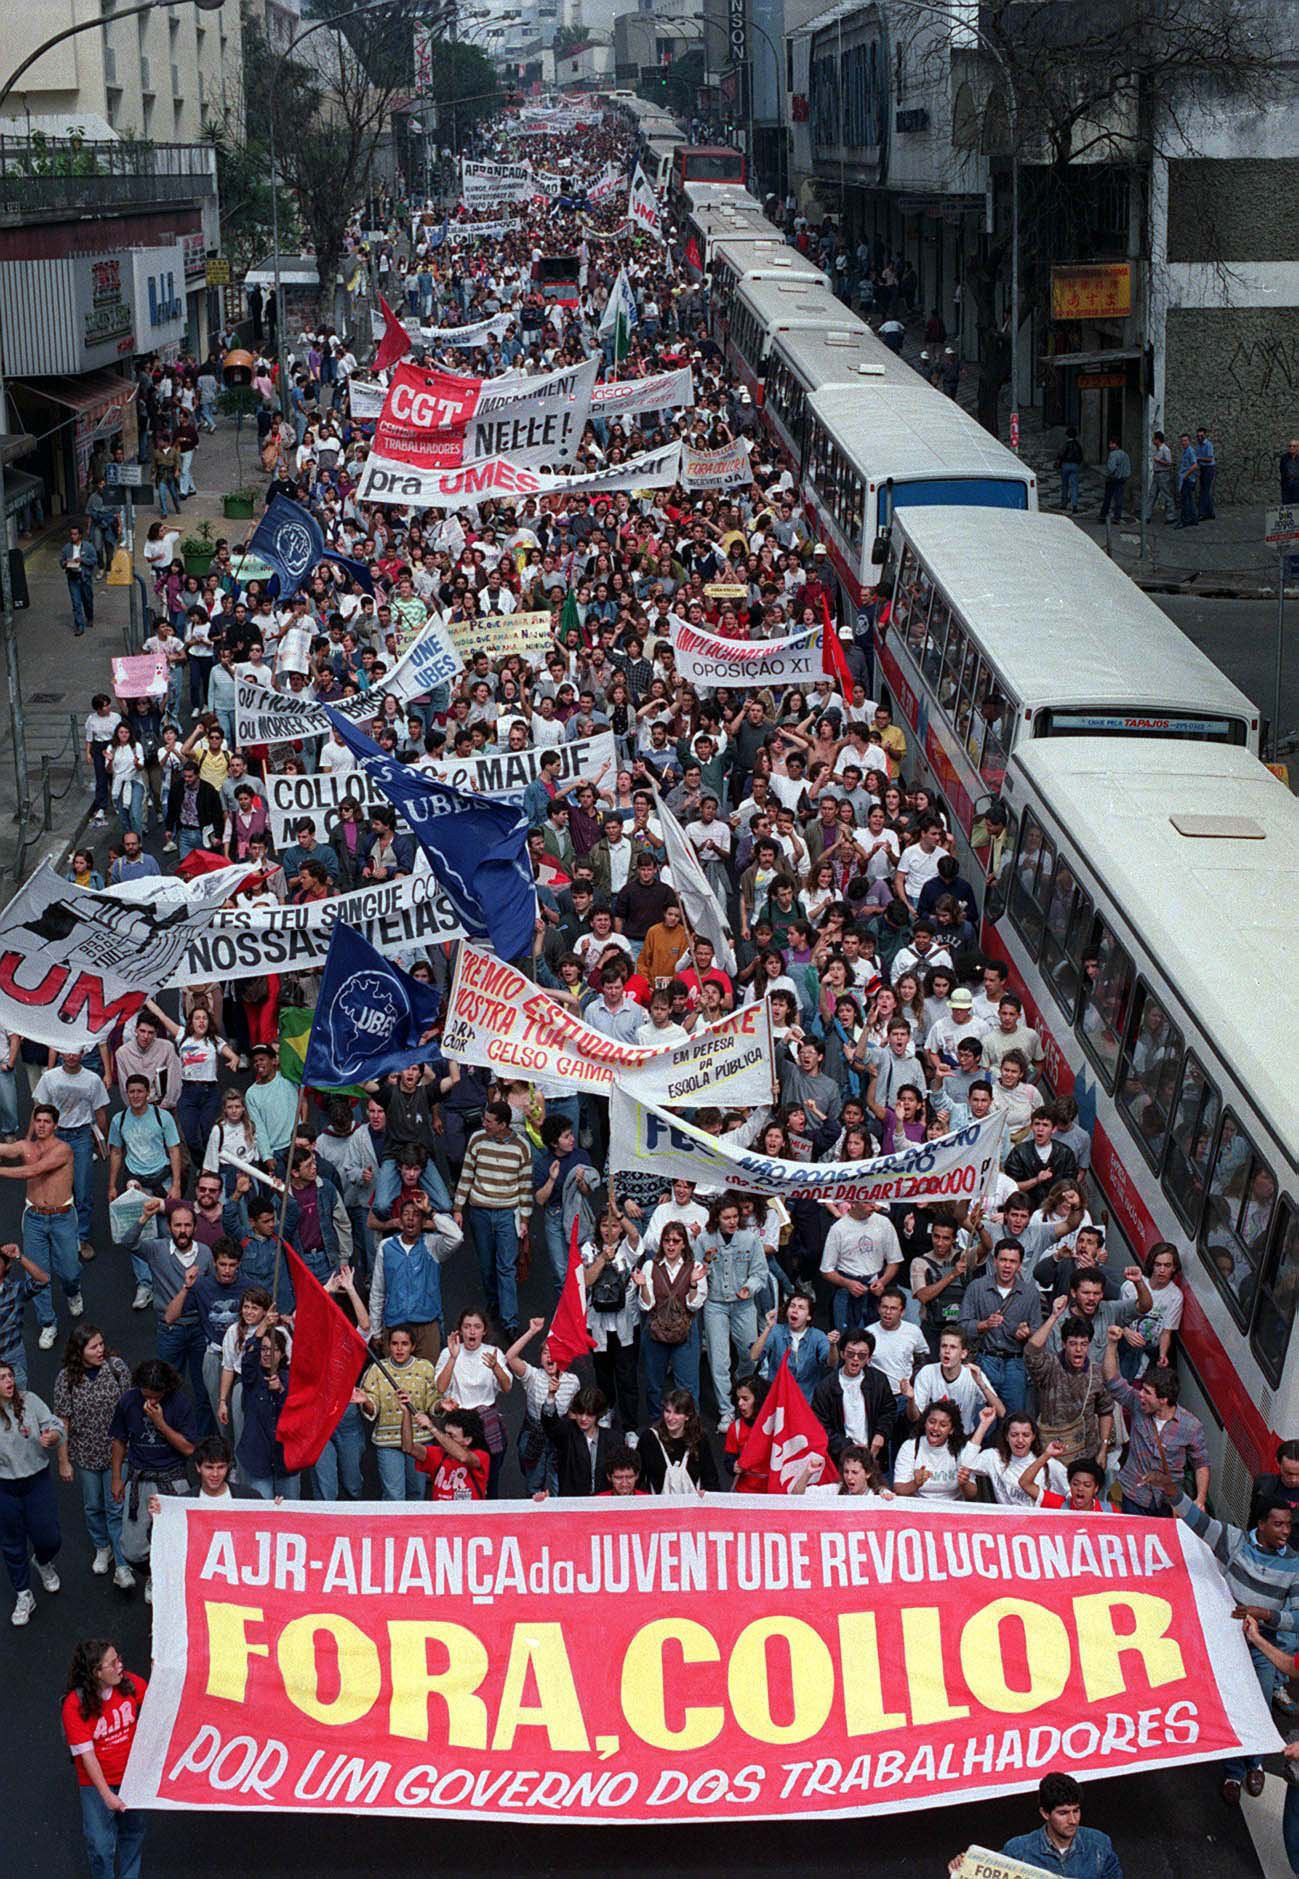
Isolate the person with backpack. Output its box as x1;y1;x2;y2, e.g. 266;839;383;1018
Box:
1055;426;1083;513
634;1220;708;1422
637;1389;719;1495
581;1205;642;1433
106;1077;182;1205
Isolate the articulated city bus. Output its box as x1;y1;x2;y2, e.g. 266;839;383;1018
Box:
763;322;915;470
984;737;1298;1518
726;279;850;402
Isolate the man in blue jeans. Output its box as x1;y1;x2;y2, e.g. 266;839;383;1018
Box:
453;1103;531;1342
32;1049;110;1261
58;525;98;635
0;1106;82;1350
958;1238;1042;1416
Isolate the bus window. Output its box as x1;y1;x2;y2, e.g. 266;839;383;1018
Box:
1117;984;1184;1170
957;652;985;765
1200;1116;1276;1324
1009;810;1054;954
974;793;1017;921
903;576;933;662
979;679;1009;789
1078;918;1133;1087
1039;861;1090;1018
923;595;950;685
939;617;966;713
1252;1201;1299;1388
1163;1056;1220;1232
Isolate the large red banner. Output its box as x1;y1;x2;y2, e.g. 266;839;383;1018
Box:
124;1498;1276;1822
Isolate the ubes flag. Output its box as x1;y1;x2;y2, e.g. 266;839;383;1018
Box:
124;1497;1277;1821
302;924;441;1086
275;1245;370;1471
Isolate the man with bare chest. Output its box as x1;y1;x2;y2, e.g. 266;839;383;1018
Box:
0;1103;79;1348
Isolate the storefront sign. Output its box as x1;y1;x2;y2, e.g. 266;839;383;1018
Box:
132;244;188;351
1050;264;1132;322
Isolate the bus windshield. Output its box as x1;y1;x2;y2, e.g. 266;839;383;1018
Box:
879;478;1029;528
1034;708;1249;745
682;151;744;182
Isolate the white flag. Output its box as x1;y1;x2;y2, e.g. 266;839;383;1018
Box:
627;163;665;244
653;787;735;975
598;266;637;345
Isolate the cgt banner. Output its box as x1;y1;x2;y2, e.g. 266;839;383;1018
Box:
442;944;773;1101
668;620;819;690
122;1497;1276;1822
375;358;597;473
610;1089;1007;1205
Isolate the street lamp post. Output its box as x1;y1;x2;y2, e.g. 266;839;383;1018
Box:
0;0;225;829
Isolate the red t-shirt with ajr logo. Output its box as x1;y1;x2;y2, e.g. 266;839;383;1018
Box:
62;1677;148;1788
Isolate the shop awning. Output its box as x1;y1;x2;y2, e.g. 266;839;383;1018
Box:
244;255;320;288
2;468;43;520
10;371;137;435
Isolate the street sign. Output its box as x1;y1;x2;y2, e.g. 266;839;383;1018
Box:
106;463;145;487
1264;507;1299;545
102;485;153;506
1009;411;1020;449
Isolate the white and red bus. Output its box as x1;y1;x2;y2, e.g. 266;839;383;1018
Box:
707;238;827;333
725;278;850;404
875;506;1260;890
984;736;1298;1517
800;383;1037;617
763;321;914;470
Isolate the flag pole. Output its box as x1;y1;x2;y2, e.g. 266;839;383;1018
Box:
269;1089;307;1310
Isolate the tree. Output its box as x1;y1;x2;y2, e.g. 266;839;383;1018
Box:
912;0;1293;436
411;39;500;153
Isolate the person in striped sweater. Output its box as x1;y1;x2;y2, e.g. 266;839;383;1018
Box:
452;1103;533;1344
1148;1466;1299;1803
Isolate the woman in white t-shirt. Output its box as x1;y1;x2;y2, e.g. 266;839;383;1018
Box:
961;1410;1068;1507
84;694;124;826
107;721;148;835
435;1310;512;1498
503;1316;579;1496
794;1444;895;1498
151;1001;238;1171
203;1088;258;1189
143;522;180;593
892;1401;980;1500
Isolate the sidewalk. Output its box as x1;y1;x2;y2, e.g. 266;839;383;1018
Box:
0;410;250;886
896;329;1280;598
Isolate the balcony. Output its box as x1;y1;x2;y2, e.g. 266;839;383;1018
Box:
0;137;217;226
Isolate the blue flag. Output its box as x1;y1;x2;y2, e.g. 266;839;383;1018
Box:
322;707;538;961
302;923;442;1087
248;495;374;599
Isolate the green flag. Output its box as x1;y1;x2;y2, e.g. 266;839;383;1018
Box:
560;589;581;640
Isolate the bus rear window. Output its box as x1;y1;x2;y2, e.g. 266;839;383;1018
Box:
879;478;1029;527
1034;709;1248;745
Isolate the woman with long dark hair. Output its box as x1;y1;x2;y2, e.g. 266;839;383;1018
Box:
637;1388;719;1496
0;1358;64;1625
52;1326;134;1590
61;1638;148;1876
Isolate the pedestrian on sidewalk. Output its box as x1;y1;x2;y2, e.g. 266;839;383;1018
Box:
1145;430;1175;523
58;526;98;636
154;435;182;517
197;363;218;433
1097;438;1130;524
1055;427;1083;513
1196;426;1217;519
1176;433;1199;527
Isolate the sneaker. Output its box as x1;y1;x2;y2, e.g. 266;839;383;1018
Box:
91;1547;112;1576
10;1590;34;1626
144;1579;153;1605
35;1560;60;1593
113;1565;136;1592
162;839;177;853
92;811;107;826
37;1325;57;1349
68;1292;83;1318
131;1285;153;1311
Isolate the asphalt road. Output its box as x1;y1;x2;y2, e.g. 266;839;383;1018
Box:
1157;595;1299;769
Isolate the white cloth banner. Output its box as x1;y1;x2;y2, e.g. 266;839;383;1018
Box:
167;873;467;988
355;439;683;510
609;1093;1008;1203
588;165;624;204
668;619;820;688
0;861;233;1050
442;219;519;242
443;945;775;1101
591;366;694;417
235;615;462;745
445;608;554;659
462;159;533;207
264;732;617;846
414;311;514;350
348;378;386;421
683;438;753;490
628;163;665;243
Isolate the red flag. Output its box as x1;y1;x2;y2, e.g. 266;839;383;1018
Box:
276;1244;371;1470
820;592;853;706
684;235;703;274
737;1353;838;1493
175;848;270;897
374;293;413;372
546;1218;596;1370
